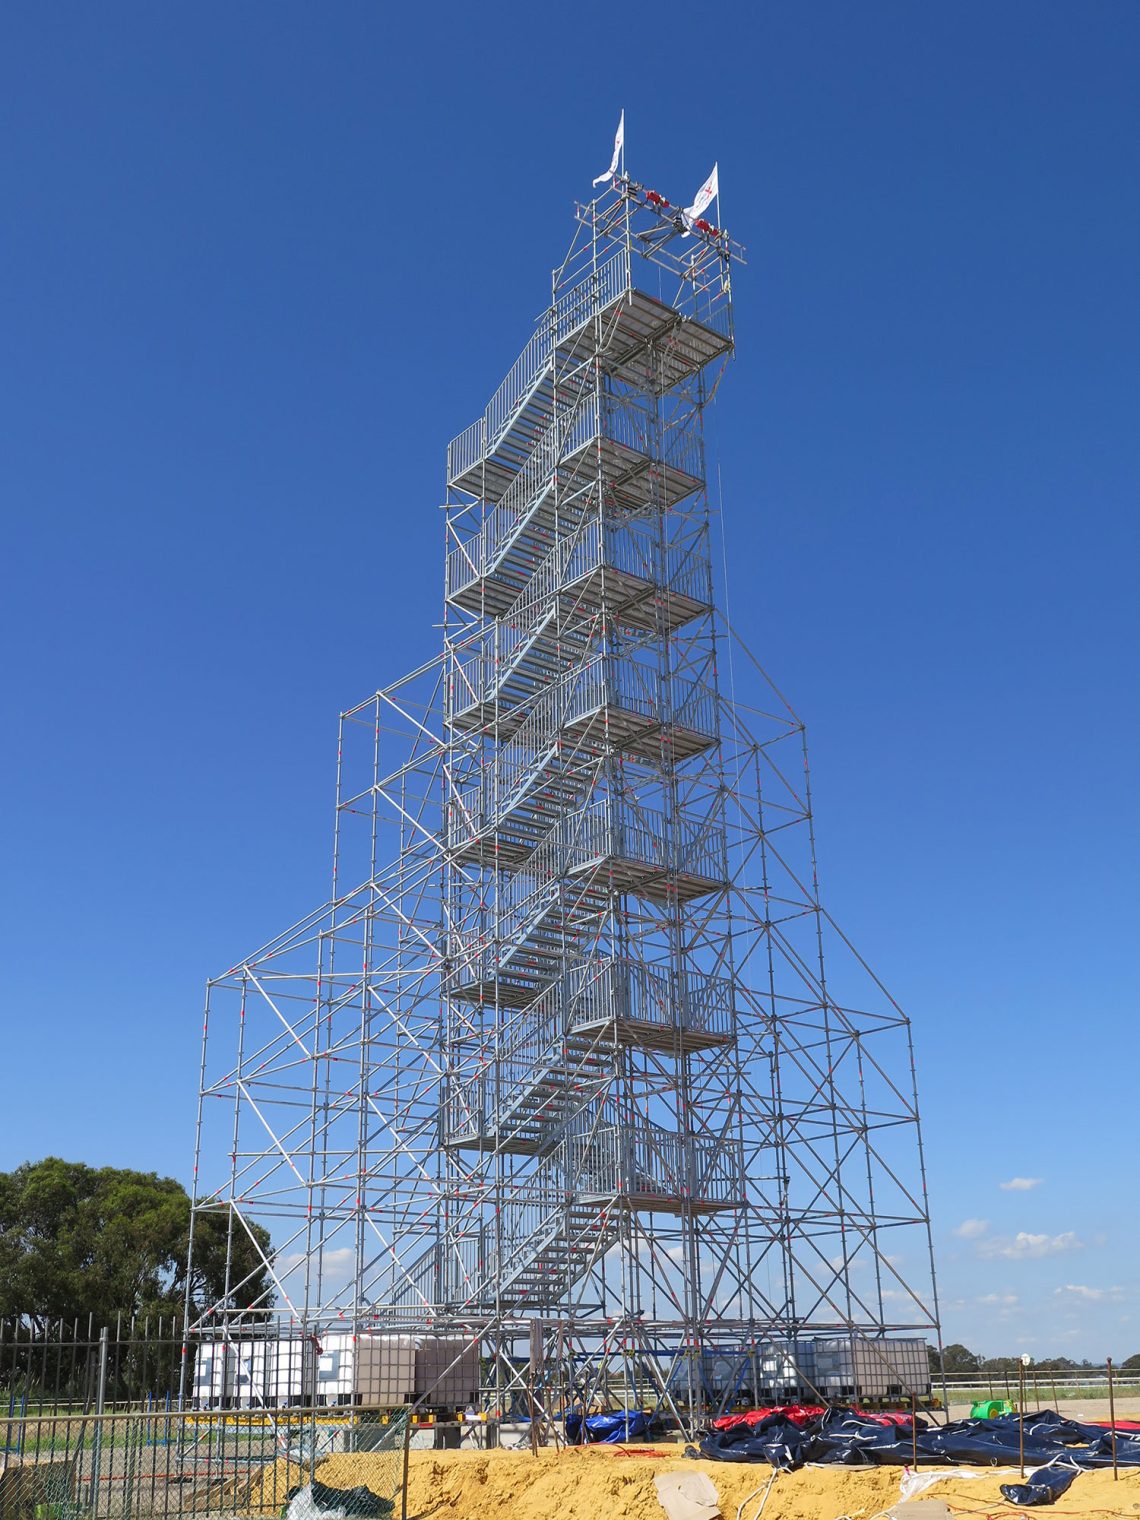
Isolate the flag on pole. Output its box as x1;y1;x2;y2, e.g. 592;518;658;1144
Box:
592;110;624;187
682;162;719;235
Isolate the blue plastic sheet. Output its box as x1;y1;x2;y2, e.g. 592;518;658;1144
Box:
999;1463;1080;1507
565;1410;655;1444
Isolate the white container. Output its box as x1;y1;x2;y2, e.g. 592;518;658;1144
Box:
356;1334;418;1406
415;1336;479;1407
703;1352;740;1395
229;1342;259;1407
810;1337;930;1400
264;1338;316;1405
754;1338;816;1398
316;1332;417;1407
316;1332;355;1403
191;1341;230;1408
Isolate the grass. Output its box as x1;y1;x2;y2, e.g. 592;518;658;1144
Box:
945;1380;1140;1405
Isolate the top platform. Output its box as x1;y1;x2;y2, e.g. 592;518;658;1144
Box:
447;285;732;503
447;179;739;503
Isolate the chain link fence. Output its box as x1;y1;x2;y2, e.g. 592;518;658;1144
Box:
0;1322;409;1520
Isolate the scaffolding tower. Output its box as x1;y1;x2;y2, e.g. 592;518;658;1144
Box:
187;169;942;1425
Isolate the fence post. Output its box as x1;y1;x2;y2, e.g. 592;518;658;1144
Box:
400;1409;412;1520
89;1328;110;1513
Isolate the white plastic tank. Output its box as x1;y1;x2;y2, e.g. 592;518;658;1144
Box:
356;1334;418;1406
864;1337;930;1398
263;1338;316;1406
316;1332;417;1406
191;1341;230;1408
755;1338;816;1399
229;1342;259;1408
415;1335;479;1407
316;1332;355;1403
811;1336;930;1400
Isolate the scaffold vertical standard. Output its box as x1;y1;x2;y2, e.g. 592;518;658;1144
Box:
186;161;942;1426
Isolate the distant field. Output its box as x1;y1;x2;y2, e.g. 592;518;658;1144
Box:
944;1377;1140;1405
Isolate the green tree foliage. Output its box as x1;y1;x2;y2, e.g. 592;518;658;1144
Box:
0;1158;272;1330
1122;1354;1140;1372
929;1342;983;1374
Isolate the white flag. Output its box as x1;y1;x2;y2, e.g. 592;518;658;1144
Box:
682;162;719;235
592;110;624;187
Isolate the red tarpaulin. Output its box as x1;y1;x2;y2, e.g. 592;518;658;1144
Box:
712;1405;917;1432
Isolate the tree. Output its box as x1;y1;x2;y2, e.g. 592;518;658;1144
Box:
0;1157;272;1330
930;1342;983;1375
1122;1354;1140;1372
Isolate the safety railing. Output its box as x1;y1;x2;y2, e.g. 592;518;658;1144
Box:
446;384;595;599
569;956;736;1043
447;661;720;857
565;1122;742;1208
446;953;736;1148
447;518;713;724
446;249;629;487
0;1318;413;1520
558;796;724;885
445;391;709;604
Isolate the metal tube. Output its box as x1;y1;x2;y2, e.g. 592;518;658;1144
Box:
1018;1360;1025;1478
400;1410;412;1520
89;1327;110;1514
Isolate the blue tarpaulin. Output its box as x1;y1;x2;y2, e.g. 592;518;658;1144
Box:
564;1410;656;1444
698;1407;1140;1474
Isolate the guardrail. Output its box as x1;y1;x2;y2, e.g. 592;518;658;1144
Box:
446;249;629;487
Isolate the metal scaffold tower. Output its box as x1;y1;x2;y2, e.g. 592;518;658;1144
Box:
187;161;942;1425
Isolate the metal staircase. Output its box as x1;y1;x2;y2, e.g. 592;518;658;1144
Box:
440;193;743;1323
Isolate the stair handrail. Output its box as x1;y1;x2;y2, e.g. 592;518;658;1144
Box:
446;249;629;486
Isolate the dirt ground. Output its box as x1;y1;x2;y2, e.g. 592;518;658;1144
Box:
946;1396;1140;1424
248;1444;1140;1520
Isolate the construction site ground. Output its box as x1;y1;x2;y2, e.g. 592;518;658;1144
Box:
947;1395;1140;1424
248;1439;1140;1520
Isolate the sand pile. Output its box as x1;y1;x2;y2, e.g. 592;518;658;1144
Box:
243;1444;1140;1520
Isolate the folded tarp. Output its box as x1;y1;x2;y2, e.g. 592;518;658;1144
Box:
713;1406;919;1433
565;1410;656;1444
999;1464;1080;1507
698;1407;1140;1472
713;1404;826;1430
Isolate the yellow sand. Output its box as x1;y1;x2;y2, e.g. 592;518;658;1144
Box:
243;1444;1140;1520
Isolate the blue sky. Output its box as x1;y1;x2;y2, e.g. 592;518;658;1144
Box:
2;3;1137;1360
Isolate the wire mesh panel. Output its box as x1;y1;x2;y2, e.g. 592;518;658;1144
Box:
0;1322;411;1520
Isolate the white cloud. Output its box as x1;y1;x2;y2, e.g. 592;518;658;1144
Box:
1000;1177;1043;1192
880;1288;919;1304
979;1231;1084;1261
1054;1283;1123;1303
953;1218;990;1240
277;1245;356;1286
977;1292;1019;1307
